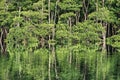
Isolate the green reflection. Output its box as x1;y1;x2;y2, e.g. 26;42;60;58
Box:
0;44;120;80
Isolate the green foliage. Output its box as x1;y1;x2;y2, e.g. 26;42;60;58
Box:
0;11;12;27
88;7;117;23
107;35;120;48
0;0;120;80
58;0;82;11
6;26;38;54
73;20;103;45
107;29;120;49
56;23;69;39
60;12;76;21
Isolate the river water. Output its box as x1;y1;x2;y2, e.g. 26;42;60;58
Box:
0;45;120;80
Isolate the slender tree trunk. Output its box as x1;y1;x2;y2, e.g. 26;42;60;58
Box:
102;28;106;52
76;11;80;24
48;0;51;80
41;37;45;48
69;17;72;65
17;6;21;27
53;1;59;79
0;1;8;55
48;54;51;80
102;0;106;52
100;1;107;79
42;0;44;22
3;28;7;54
82;0;89;20
40;0;45;48
52;44;59;79
96;53;98;80
95;1;99;80
0;27;7;54
102;0;104;7
0;28;3;54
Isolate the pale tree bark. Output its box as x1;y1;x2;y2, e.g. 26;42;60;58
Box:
0;28;3;54
52;44;59;79
48;0;51;80
17;6;21;27
4;28;7;54
69;17;72;65
0;1;8;55
102;0;104;7
82;0;90;79
0;27;8;54
95;0;107;57
102;22;107;52
95;1;99;80
102;22;107;80
102;1;107;80
41;0;45;48
82;0;90;20
102;0;106;52
53;0;60;79
75;11;80;24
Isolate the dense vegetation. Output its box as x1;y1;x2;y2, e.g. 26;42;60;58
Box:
0;0;120;80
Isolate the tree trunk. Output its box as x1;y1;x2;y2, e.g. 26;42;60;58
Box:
82;0;89;20
41;37;45;48
17;6;21;27
0;27;7;54
52;44;59;79
48;0;51;80
76;11;80;24
102;0;104;7
102;22;107;52
69;17;72;65
0;28;3;54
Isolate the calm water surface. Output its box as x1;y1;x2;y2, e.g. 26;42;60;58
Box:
0;45;120;80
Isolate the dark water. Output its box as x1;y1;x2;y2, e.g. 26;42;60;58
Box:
0;45;120;80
